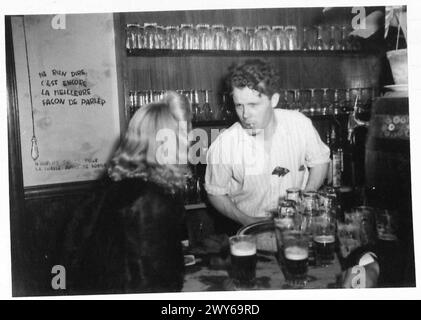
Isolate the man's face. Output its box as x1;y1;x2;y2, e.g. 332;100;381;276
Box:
232;86;276;134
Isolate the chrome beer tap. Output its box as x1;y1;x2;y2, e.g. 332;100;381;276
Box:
347;96;370;145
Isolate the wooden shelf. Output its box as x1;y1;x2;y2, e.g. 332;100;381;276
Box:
127;48;379;58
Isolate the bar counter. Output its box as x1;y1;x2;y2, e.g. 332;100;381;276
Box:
182;252;342;292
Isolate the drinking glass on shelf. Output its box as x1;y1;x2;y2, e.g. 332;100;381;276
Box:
333;88;346;114
278;89;289;109
254;25;271;51
144;22;158;49
302;26;316;50
339;25;352;50
286;90;297;111
300;89;312;114
321;88;334;115
166;26;179;50
271;25;286;51
230;26;247;51
211;24;229;50
328;25;341;50
201;90;214;120
315;25;329;50
196;24;212;50
126;24;139;51
311;89;324;115
180;24;195;50
155;25;165;49
245;27;256;51
285;25;298;50
294;89;303;112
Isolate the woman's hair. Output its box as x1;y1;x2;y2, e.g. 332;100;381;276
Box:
226;59;280;97
108;91;192;183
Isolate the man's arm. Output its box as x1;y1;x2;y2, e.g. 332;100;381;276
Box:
207;194;268;226
304;162;329;191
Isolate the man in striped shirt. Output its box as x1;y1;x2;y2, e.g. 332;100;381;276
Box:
205;59;330;227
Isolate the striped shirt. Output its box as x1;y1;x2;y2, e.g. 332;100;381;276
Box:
205;109;330;218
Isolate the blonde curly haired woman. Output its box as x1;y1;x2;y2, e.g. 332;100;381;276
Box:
60;92;192;295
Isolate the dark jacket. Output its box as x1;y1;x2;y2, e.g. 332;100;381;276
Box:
60;176;185;295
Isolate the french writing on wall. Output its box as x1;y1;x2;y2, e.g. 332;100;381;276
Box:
39;69;106;107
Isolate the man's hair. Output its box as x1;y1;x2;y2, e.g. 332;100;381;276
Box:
226;59;280;97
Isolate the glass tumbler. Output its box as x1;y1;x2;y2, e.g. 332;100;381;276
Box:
166;25;179;50
180;24;195;50
302;26;316;50
285;25;298;50
277;229;309;288
211;24;229;50
271;25;286;50
230;26;246;51
245;27;256;51
126;24;139;51
254;25;271;51
144;22;158;49
196;24;212;50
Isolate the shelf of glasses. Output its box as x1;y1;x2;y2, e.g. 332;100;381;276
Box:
127;49;379;57
191;113;350;127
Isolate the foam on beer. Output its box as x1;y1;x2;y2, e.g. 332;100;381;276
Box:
231;241;257;256
284;246;308;260
313;235;335;244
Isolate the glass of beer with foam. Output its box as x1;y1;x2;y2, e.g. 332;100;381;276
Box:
313;216;336;267
277;229;309;288
229;235;257;288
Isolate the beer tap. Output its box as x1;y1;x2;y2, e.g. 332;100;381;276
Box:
347;95;370;145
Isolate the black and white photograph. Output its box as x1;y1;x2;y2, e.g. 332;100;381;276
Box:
3;0;419;299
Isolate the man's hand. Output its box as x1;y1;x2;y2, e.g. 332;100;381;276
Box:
207;194;269;226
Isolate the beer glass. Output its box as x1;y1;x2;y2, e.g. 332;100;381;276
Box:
166;26;179;50
254;25;271;51
196;24;212;50
285;25;298;50
313;216;336;266
230;26;247;51
144;22;157;49
286;188;301;208
271;25;286;51
229;235;257;287
274;199;297;231
375;209;398;241
346;206;377;246
126;24;139;51
336;220;362;269
276;229;309;288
